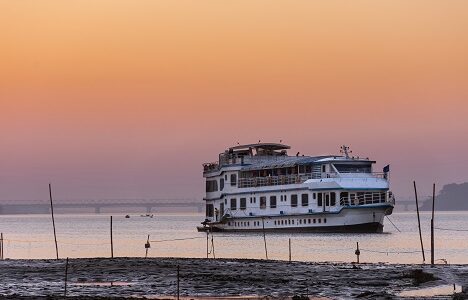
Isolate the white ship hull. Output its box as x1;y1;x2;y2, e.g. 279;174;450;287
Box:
198;203;393;233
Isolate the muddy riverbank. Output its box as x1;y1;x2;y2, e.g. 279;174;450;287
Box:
0;257;467;299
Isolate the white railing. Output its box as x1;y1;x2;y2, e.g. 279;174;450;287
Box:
339;192;394;206
238;173;322;188
238;172;387;188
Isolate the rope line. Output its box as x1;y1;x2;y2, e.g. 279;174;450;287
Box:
361;248;421;254
434;227;468;232
149;237;205;243
385;216;401;232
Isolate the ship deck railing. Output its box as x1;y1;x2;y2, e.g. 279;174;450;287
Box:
238;172;387;188
339;192;395;206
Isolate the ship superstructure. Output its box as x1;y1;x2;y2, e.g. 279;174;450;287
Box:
199;143;394;233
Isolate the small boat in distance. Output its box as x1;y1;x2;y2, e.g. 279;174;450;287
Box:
198;143;395;233
140;214;154;218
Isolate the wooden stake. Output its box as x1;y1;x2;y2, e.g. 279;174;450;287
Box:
355;242;360;264
413;181;425;263
262;217;268;260
206;230;209;259
145;234;150;259
0;232;3;260
64;257;69;297
288;238;291;262
110;216;114;258
431;183;436;266
210;227;216;259
49;183;59;260
177;265;180;300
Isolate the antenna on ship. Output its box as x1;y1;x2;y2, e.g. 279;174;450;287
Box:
340;145;352;159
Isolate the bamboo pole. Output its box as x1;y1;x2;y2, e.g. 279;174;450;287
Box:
288;238;291;262
0;232;3;260
177;265;180;300
206;230;209;259
110;216;114;258
431;183;436;266
64;257;69;297
49;183;59;260
413;181;425;263
355;242;360;264
210;227;216;259
261;217;268;260
145;234;150;259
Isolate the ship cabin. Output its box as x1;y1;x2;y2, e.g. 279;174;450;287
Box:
202;143;391;223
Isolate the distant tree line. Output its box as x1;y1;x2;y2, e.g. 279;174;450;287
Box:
420;182;468;211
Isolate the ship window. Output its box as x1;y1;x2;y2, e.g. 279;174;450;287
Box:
291;194;298;207
317;193;323;206
299;219;302;224
249;197;252;203
292;219;295;224
318;219;321;223
240;198;247;210
230;174;237;186
284;195;287;202
301;193;309;206
206;204;214;217
330;192;336;206
322;165;326;172
313;219;316;223
324;218;327;223
230;198;237;210
288;220;291;224
270;196;277;208
206;180;218;192
325;193;330;206
313;193;316;200
334;163;371;173
260;196;267;209
308;219;311;224
340;192;349;206
225;174;227;180
220;178;224;191
224;199;227;204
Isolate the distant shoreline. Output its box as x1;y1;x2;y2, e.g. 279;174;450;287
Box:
0;257;467;299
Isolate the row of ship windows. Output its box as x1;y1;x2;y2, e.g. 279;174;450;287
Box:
228;218;327;227
206;174;237;192
226;192;337;210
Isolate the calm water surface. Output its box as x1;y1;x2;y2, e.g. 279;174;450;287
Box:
0;212;467;264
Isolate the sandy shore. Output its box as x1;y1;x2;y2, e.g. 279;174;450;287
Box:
0;257;467;299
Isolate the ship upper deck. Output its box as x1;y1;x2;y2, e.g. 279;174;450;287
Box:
203;143;375;174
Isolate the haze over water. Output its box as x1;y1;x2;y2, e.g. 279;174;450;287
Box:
1;212;467;264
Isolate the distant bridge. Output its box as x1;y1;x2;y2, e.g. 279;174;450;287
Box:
0;199;204;214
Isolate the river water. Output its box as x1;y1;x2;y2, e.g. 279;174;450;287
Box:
0;211;467;264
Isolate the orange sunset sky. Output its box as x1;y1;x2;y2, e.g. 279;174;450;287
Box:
1;1;467;201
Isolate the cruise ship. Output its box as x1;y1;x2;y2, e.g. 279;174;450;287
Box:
198;143;395;233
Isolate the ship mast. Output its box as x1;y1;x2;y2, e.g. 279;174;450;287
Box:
340;145;352;159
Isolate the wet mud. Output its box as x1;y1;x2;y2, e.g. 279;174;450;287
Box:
0;257;467;299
